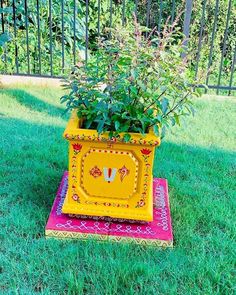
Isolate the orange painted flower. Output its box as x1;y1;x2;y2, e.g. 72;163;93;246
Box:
90;166;102;178
72;194;79;201
141;148;151;155
137;199;145;207
72;143;82;151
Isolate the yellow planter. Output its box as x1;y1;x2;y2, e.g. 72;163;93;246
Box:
62;110;160;221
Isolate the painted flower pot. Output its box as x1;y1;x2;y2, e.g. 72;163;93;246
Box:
62;110;161;221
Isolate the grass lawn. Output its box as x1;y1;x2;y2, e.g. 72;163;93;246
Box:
0;85;235;294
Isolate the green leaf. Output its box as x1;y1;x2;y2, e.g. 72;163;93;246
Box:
97;119;105;134
60;95;69;103
0;7;13;14
130;86;138;95
153;125;159;136
115;121;120;130
161;98;169;115
131;69;138;79
84;119;93;129
170;117;176;126
174;113;180;126
0;33;11;46
161;126;166;139
147;108;154;116
123;134;131;142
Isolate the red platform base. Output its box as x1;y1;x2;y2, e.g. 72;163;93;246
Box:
45;172;173;247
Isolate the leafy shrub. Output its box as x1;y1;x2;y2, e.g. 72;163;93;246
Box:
61;18;200;141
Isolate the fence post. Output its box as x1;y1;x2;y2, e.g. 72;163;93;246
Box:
181;0;193;59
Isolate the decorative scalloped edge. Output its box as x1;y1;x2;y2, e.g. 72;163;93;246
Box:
45;230;173;248
64;133;160;146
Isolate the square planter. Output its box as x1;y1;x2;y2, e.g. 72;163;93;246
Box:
62;110;160;221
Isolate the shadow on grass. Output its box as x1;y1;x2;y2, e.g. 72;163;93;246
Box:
0;116;67;211
2;88;65;118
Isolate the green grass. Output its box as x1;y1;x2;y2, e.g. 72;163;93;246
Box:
0;85;235;294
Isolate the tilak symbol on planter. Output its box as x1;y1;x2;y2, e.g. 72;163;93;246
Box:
103;168;117;183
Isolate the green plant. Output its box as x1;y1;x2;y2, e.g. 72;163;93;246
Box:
61;17;200;141
0;32;11;55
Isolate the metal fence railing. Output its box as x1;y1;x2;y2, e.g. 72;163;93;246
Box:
0;0;235;95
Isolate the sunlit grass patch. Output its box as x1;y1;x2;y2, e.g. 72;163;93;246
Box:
0;86;235;294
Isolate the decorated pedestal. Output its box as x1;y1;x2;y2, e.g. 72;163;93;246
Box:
62;110;160;221
45;172;173;247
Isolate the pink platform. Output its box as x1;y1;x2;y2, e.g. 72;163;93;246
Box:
45;172;173;247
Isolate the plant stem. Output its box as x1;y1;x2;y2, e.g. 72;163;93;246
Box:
163;90;191;118
144;88;167;113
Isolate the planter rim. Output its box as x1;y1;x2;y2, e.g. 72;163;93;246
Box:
64;110;161;146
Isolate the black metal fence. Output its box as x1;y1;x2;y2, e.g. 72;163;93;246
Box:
0;0;235;95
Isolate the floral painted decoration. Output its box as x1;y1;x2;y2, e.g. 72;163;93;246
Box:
72;194;80;203
90;166;102;178
72;143;82;155
141;148;152;155
135;148;152;208
140;148;152;162
136;199;145;207
65;133;160;146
